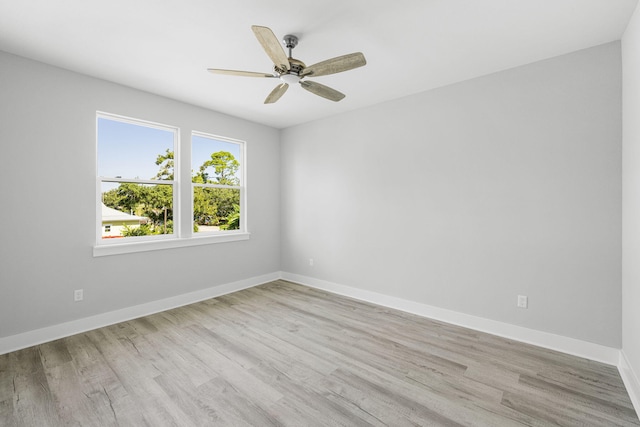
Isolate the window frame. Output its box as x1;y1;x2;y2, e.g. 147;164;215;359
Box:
190;131;247;237
93;112;249;257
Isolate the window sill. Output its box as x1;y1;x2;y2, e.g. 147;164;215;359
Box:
93;232;250;257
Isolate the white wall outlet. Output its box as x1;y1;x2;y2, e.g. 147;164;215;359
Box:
74;289;84;302
309;258;314;267
517;295;528;308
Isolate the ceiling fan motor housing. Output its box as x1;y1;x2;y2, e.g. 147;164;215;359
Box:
275;57;305;76
288;58;305;75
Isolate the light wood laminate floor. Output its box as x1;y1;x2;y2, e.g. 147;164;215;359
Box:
1;280;638;426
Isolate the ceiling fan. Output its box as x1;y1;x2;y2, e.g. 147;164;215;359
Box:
208;25;366;104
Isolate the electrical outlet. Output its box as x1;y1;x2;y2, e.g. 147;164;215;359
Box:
517;295;528;309
74;289;84;302
309;258;314;267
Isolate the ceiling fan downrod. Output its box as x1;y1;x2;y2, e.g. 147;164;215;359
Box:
283;34;298;59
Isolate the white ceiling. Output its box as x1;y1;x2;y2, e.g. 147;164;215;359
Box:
0;0;637;129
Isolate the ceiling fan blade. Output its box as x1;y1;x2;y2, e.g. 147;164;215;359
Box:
251;25;290;72
208;68;276;78
300;80;346;102
300;52;366;78
264;83;289;104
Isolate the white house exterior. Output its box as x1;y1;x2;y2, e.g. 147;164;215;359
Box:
101;204;148;238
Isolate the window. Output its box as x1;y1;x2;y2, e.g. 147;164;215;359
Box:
192;132;244;234
95;113;248;256
97;114;177;242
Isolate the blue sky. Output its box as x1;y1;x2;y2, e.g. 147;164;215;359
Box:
98;117;241;181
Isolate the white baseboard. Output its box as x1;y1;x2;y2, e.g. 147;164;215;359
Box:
280;272;621;366
619;351;640;415
0;271;280;356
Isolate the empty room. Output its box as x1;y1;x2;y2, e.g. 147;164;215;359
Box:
1;0;640;425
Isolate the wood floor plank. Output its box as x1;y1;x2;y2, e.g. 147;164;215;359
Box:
519;374;639;424
0;398;16;427
0;279;638;426
197;376;285;426
10;347;62;426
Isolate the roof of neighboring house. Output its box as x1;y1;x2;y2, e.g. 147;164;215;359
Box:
101;204;147;223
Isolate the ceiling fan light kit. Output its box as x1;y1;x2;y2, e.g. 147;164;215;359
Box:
208;25;366;104
280;73;300;85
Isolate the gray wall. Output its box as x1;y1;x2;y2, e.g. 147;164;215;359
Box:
623;2;640;388
0;41;626;350
0;51;281;338
281;42;622;347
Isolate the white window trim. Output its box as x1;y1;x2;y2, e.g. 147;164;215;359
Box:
94;113;250;257
93;232;250;257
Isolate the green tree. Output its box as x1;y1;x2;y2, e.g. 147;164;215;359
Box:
210;188;239;221
193;186;218;225
220;204;240;230
155;149;174;180
122;223;153;237
193;151;240;228
115;182;148;214
140;185;172;233
102;187;121;208
198;151;239;185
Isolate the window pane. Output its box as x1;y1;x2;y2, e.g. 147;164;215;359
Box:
192;135;241;185
101;182;174;239
98;117;175;180
193;187;240;233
